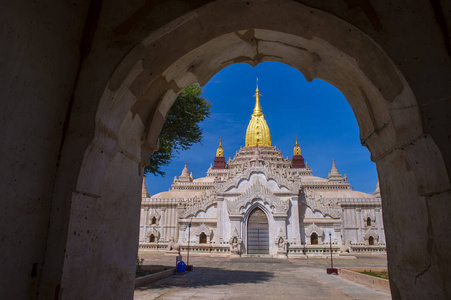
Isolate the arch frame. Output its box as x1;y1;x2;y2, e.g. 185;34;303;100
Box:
241;201;276;255
146;227;160;242
305;223;325;245
37;1;451;299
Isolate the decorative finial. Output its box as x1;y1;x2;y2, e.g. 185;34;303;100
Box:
293;137;301;155
245;79;271;147
141;176;149;198
181;161;190;178
373;179;381;197
216;138;224;157
327;157;342;181
253;78;263;116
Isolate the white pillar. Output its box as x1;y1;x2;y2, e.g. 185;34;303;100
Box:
143;207;149;242
216;196;224;244
290;196;301;243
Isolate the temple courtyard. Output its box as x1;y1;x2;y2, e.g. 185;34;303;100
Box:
135;253;390;299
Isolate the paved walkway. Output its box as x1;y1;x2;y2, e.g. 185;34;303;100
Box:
135;253;390;300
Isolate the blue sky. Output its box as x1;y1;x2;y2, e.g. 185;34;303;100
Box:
145;62;378;195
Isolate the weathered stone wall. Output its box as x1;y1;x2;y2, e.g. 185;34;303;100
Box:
0;2;89;299
0;1;449;299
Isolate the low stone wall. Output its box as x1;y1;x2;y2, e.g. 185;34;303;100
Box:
338;267;390;293
135;268;176;288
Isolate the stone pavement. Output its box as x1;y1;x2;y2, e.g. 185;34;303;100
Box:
135;253;390;300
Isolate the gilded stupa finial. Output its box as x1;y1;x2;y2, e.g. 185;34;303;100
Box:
253;78;263;117
293;137;301;155
245;79;271;147
216;138;224;157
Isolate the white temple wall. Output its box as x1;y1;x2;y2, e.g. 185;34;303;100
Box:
356;209;363;242
376;208;386;244
347;230;359;244
161;208;167;241
184;226;192;243
166;206;178;242
138;204;180;243
179;225;187;243
139;207;146;242
204;206;217;218
195;211;206;218
342;207;359;244
304;207;325;218
341;205;384;245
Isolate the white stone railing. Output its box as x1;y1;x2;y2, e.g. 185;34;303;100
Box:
141;198;179;204
338;198;382;204
350;245;386;253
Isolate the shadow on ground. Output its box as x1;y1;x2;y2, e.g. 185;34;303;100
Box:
135;266;274;291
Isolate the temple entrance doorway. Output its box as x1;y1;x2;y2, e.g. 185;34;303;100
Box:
247;208;269;254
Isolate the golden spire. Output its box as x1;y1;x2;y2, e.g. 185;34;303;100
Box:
245;79;272;147
253;78;263;117
216;138;224;157
293;137;301;155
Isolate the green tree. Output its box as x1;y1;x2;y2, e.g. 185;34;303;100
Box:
144;83;211;176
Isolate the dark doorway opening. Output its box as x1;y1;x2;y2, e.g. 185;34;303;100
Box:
247;208;269;254
199;232;207;244
311;233;319;245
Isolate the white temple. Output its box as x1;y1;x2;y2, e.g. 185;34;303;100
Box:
139;84;385;257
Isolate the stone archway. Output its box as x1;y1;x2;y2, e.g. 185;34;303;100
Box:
60;5;448;297
10;1;446;300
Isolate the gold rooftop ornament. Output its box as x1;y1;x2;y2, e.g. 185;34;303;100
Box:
245;78;272;147
293;137;301;156
216;139;224;157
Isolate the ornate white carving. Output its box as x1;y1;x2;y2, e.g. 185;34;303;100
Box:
275;228;287;251
149;210;161;223
364;229;379;241
229;228;242;254
146;227;160;239
215;166;299;193
225;178;289;215
363;211;376;224
305;223;324;237
196;223;210;236
304;190;342;218
176;190;216;218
